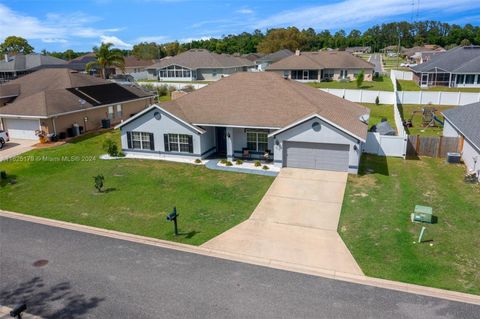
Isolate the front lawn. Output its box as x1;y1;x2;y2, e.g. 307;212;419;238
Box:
339;155;480;295
398;104;454;136
397;80;480;93
307;76;393;91
0;131;274;245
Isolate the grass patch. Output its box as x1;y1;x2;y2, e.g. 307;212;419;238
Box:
0;131;273;245
359;103;396;130
339;154;480;295
397;80;480;92
398;104;454;137
307;76;393;91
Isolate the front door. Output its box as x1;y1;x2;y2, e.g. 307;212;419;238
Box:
216;127;227;156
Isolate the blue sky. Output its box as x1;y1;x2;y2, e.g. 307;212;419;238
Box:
1;0;479;52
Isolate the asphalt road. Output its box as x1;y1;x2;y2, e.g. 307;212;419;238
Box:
1;217;478;319
369;54;384;74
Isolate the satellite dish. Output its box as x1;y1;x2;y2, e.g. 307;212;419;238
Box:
359;114;370;124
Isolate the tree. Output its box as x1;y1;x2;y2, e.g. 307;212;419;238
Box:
0;36;34;55
356;70;365;88
86;43;125;79
163;41;184;56
460;38;471;46
93;175;105;192
132;42;164;60
257;27;306;53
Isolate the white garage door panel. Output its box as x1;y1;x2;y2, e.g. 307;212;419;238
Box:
285;142;350;172
4;118;40;140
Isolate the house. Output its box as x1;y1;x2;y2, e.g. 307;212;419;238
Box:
345;46;371;55
255;49;293;71
266;50;374;82
411;46;480;88
0;53;66;81
116;56;156;74
116;72;370;173
442;103;480;181
145;49;255;81
66;53;114;77
0;68;154;140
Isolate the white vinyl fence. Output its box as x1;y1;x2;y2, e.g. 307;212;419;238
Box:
391;70;413;80
320;88;395;104
396;90;480;105
137;81;208;90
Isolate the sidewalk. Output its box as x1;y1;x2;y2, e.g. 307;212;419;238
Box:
1;210;480;306
0;306;42;319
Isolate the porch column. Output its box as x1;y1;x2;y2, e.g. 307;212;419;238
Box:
226;127;234;161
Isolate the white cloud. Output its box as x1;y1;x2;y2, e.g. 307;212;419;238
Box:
41;38;69;44
254;0;480;30
136;35;170;43
179;36;216;43
236;8;254;15
100;35;132;49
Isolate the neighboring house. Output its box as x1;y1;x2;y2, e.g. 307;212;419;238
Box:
0;53;66;81
345;47;371;54
116;72;370;173
0;68;154;140
411;46;480;88
266;50;374;82
404;45;445;64
442;103;480;181
116;56;156;74
66;53;115;77
410;51;445;64
255;49;293;71
242;53;264;62
145;49;255;81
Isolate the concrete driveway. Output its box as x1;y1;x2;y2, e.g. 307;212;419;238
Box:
0;139;37;161
202;168;363;275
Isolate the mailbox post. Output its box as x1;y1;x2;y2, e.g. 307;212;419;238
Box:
166;207;179;236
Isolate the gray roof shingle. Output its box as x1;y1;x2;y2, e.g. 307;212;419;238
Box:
412;46;480;73
442;102;480;150
0;53;66;72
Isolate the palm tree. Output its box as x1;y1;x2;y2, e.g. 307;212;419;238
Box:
86;43;125;79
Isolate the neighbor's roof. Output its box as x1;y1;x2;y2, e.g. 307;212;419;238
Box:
0;53;66;72
0;68;153;117
147;49;254;70
256;49;293;64
402;45;444;57
267;51;374;70
442;102;480;150
123;56;156;68
411;46;480;73
160;72;369;140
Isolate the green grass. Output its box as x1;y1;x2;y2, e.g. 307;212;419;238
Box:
339;154;480;295
307;76;393;91
0;131;274;245
397;80;480;92
359;103;396;130
159;93;171;102
398;104;454;136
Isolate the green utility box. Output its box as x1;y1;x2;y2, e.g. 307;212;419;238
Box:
411;205;433;223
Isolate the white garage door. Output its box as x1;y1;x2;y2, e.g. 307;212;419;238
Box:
3;118;40;140
284;142;350;171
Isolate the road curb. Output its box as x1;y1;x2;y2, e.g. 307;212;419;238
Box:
1;210;479;306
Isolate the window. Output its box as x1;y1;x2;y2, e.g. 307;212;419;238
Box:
129;132;153;150
107;106;114;119
166;134;193;153
247;131;268;152
116;104;123;117
465;74;475;85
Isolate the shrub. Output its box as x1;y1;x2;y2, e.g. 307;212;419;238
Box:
93;174;105;192
254;161;261;167
183;84;195;92
117;151;126;157
156;84;169;97
194;158;202;164
375;96;380;105
235;159;243;165
356;69;365;88
225;161;233;166
262;165;270;170
220;159;227;164
103;138;118;157
0;171;6;180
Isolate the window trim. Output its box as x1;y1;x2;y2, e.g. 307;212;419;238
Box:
246;131;268;152
167;133;193;153
130;131;152;150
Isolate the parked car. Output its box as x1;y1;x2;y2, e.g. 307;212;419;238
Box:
0;130;10;149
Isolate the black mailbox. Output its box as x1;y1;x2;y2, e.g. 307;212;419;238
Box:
166;207;179;235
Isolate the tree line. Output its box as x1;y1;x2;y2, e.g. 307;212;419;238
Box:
1;21;479;60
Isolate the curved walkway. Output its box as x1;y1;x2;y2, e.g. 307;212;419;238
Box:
204;159;279;176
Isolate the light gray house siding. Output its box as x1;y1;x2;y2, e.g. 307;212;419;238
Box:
272;117;362;173
442;119;460;137
120;108;203;160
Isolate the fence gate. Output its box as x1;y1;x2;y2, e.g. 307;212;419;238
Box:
407;135;460;158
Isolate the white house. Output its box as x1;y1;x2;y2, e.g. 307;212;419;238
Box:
116;72;370;173
442;102;480;181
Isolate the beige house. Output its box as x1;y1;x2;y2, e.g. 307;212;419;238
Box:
116;56;156;74
266;50;375;82
0;68;154;140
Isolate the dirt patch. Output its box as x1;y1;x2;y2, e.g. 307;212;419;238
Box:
353;192;369;197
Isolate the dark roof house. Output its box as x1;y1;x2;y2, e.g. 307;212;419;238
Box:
0;53;66;80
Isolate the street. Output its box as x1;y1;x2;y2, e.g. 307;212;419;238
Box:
1;216;478;318
369;53;384;75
